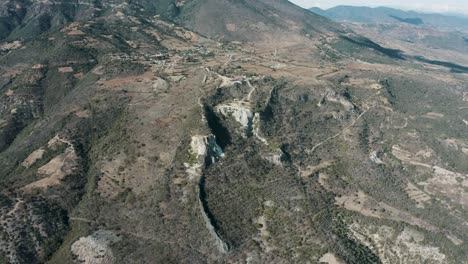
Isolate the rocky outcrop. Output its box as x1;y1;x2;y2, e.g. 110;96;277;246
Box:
253;113;268;145
186;134;224;179
197;193;229;254
152;77;169;93
190;134;224;166
215;100;272;146
185;135;228;253
216;100;254;136
71;230;121;264
318;89;355;111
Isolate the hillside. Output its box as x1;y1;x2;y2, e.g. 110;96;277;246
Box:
310;5;468;67
0;0;341;43
310;6;468;32
0;0;467;264
173;0;342;42
346;21;468;67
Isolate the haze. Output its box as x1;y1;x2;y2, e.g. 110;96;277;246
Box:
290;0;468;15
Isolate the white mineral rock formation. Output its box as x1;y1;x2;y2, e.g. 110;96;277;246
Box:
185;134;224;178
216;100;253;135
190;134;224;165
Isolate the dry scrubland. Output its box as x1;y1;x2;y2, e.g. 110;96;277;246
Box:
0;0;467;263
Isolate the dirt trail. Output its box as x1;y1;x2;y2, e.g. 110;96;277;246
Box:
307;91;380;154
246;79;256;101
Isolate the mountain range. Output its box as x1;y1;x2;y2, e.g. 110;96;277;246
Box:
310;6;468;32
0;1;467;263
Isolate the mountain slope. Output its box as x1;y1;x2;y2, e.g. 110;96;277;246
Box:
173;0;343;42
0;0;342;43
310;5;468;67
0;1;467;264
310;6;468;32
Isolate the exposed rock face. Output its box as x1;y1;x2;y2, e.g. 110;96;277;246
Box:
318;89;355;111
190;134;224;167
186;134;224;178
253;113;268;145
197;194;229;254
71;230;121;264
187;134;228;253
216;100;254;136
186;134;223;185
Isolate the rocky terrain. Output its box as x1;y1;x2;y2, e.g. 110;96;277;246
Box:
0;0;467;263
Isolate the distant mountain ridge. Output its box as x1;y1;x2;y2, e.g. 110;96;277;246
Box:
310;6;468;32
0;0;344;44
